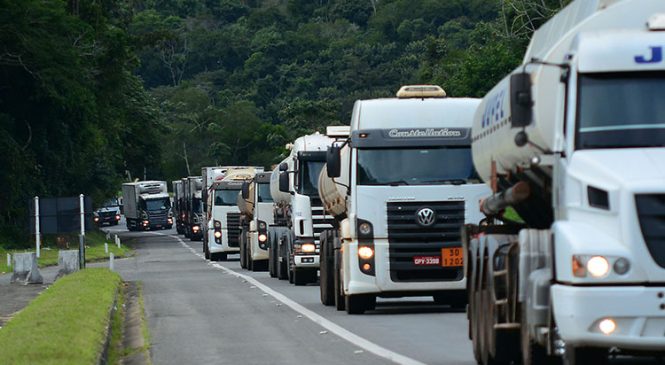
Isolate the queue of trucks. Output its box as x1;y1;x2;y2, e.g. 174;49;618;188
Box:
123;1;665;362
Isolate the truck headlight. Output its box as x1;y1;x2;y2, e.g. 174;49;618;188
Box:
573;255;621;278
258;234;267;242
214;231;222;239
358;246;374;260
587;256;610;278
301;243;316;253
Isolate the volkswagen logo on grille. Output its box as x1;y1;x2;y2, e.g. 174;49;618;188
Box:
416;207;436;227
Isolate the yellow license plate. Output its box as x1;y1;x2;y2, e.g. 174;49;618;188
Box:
441;247;464;267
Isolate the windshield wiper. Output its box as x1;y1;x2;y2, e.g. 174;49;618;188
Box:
426;179;467;185
384;180;410;186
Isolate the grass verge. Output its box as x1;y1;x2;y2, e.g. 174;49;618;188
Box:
0;230;131;274
0;268;122;365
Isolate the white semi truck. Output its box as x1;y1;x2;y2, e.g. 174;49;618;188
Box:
465;1;665;364
237;171;273;271
204;167;260;261
319;85;489;314
269;127;348;285
122;181;173;231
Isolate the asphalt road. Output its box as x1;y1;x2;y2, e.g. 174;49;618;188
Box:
102;224;665;365
105;224;475;365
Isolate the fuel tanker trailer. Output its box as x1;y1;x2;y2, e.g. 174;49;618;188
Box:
464;1;665;364
268;127;348;285
237;171;273;271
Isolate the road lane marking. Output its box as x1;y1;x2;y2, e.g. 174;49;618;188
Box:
157;232;426;365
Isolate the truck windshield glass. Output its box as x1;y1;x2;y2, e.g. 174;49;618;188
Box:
214;189;240;206
357;147;478;186
192;197;202;212
143;198;170;211
577;72;665;149
102;198;119;207
257;183;273;202
299;161;324;196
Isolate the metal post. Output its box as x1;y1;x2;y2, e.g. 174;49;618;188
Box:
109;252;114;271
35;196;40;258
104;243;108;254
6;253;10;268
79;194;86;269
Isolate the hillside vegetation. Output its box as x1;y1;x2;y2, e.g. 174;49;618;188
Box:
0;0;569;245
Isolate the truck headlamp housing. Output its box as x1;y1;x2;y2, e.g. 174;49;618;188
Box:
572;255;628;278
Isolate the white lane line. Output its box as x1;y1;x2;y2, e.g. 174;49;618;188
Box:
155;232;426;365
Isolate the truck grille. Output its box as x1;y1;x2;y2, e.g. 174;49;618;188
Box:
99;211;115;218
636;194;665;268
311;204;334;243
387;201;465;282
148;211;168;225
226;212;241;247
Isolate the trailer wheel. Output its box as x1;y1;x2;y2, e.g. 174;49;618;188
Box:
268;231;277;277
319;231;334;306
277;233;288;280
294;269;316;286
239;229;247;269
483;269;518;364
563;346;607;365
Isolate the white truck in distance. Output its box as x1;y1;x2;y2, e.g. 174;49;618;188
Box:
204;167;261;261
319;85;489;314
237;171;274;271
122;181;173;231
270;127;348;285
465;1;665;364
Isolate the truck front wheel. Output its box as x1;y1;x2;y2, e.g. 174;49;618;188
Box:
345;294;375;315
294;269;316;286
563;346;607;365
334;250;345;311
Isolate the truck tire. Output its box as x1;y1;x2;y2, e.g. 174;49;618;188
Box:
239;230;247;269
268;231;277;277
294;269;316;286
482;269;518;365
345;294;374;315
252;260;268;272
563;346;607;365
320;231;334;306
204;244;210;260
334;250;345;311
277;233;288;280
184;226;191;238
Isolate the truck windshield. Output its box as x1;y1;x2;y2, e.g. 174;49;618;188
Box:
577;72;665;149
214;189;240;206
102;198;119;208
299;161;324;196
257;183;273;202
143;198;170;211
357;147;478;186
192;197;202;212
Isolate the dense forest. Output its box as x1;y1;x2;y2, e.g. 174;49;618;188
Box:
0;0;569;245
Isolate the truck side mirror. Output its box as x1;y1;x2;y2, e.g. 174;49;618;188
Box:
510;72;533;128
326;146;341;178
241;182;250;199
279;172;289;192
279;162;288;172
